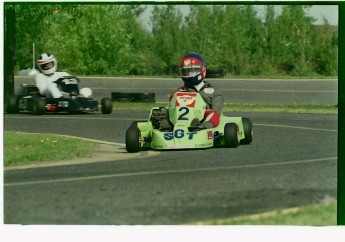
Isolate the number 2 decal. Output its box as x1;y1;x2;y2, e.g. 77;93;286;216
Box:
178;107;189;120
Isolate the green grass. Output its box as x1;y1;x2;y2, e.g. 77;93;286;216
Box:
222;103;338;114
112;101;338;114
191;202;337;226
4;131;98;167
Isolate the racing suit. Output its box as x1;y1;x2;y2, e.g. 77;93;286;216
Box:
35;72;71;98
171;81;224;128
35;72;92;98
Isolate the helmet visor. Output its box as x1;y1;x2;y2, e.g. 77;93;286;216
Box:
179;66;201;77
41;61;55;70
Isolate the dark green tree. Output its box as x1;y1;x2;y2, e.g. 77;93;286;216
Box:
4;4;16;98
38;5;147;75
14;4;147;75
311;18;338;75
272;5;316;75
151;5;185;75
9;3;339;77
14;4;81;70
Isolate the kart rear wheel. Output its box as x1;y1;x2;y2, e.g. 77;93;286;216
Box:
5;95;19;114
241;118;253;144
205;69;225;78
224;123;239;148
126;125;141;153
101;97;113;114
32;98;46;115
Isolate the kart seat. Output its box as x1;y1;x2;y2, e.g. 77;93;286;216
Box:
151;107;172;130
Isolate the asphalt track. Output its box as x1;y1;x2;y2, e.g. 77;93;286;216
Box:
3;109;337;224
14;76;338;105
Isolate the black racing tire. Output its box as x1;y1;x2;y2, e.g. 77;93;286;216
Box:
111;92;155;102
101;97;113;114
111;92;134;99
207;68;224;74
224;123;239;148
206;68;225;78
206;73;224;78
241;118;253;145
5;95;19;114
132;98;156;103
17;85;28;95
126;125;141;153
32;98;46;115
130;120;147;128
112;98;132;102
132;92;155;99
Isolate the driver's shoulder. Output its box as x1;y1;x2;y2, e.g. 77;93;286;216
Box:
200;82;216;94
35;72;44;78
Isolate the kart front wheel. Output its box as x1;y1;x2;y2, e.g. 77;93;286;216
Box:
101;97;113;114
126;125;141;153
32;98;46;115
5;95;19;114
224;123;239;148
241;118;253;144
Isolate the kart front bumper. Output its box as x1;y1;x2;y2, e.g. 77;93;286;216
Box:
150;127;215;150
45;97;98;112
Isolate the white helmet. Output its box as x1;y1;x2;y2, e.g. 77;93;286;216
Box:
37;52;57;75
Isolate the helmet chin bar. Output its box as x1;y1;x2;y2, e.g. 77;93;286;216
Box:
183;73;203;86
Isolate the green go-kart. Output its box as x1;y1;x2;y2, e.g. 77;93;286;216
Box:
125;92;253;153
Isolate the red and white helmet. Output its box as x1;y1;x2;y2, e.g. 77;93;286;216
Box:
178;53;207;86
37;52;57;75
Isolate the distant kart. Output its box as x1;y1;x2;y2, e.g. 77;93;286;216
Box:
125;91;253;153
5;76;113;115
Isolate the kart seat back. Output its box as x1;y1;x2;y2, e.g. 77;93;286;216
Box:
150;107;168;129
56;77;80;96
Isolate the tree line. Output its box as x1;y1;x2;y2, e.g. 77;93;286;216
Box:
9;4;338;77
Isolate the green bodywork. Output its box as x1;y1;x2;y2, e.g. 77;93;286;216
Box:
134;92;246;150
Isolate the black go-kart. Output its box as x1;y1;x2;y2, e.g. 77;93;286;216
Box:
5;76;113;115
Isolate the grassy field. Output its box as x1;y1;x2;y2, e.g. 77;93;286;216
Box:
190;201;337;226
4;131;98;167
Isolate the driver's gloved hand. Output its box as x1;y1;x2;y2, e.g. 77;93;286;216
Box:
190;118;201;127
62;92;70;98
201;121;214;129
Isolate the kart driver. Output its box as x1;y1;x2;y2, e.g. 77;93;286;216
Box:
35;52;92;98
169;52;224;129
